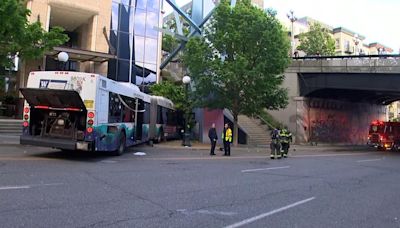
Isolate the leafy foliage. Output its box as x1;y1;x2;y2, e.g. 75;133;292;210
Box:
162;34;179;53
297;23;336;56
150;81;186;110
150;81;195;129
183;0;290;145
0;0;69;68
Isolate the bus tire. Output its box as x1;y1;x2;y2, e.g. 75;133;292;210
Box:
114;132;126;156
156;130;164;143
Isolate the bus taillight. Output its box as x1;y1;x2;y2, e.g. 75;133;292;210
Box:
87;119;94;125
24;114;29;120
88;112;95;118
24;107;30;113
23;121;29;127
87;127;93;133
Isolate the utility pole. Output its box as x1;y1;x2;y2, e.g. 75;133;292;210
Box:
287;10;297;57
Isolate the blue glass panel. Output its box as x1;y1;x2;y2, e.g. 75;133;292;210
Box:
107;59;118;80
117;59;130;82
117;32;131;60
144;37;158;64
143;63;157;73
136;0;147;9
119;4;131;33
145;11;159;38
134;9;146;36
111;2;119;31
147;0;160;12
134;35;145;63
109;30;118;55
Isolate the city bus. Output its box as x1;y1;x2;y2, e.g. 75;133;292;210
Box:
20;71;157;155
149;96;183;142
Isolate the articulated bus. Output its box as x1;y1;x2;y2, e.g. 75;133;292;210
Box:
20;71;178;155
150;96;183;142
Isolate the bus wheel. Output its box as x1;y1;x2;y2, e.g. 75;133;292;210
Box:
156;130;164;143
114;132;126;156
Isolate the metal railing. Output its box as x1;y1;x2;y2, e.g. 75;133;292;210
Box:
256;115;276;130
293;54;400;60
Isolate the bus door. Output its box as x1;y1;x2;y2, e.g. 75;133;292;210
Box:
135;99;145;141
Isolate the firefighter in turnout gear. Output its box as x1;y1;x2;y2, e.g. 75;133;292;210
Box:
279;128;292;158
270;128;281;159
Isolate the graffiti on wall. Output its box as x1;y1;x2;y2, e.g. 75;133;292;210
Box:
298;98;385;144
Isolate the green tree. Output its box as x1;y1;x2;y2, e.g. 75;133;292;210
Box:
297;23;336;56
162;34;179;53
0;0;68;68
183;0;290;145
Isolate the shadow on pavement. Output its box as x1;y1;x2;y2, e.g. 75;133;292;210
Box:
29;149;114;162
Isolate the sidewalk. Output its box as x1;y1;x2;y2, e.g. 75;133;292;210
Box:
0;136;374;155
0;134;20;146
153;140;373;154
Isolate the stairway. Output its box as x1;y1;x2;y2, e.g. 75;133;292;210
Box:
238;115;271;146
0;119;23;135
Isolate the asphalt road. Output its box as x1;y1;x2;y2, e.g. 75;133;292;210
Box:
0;142;400;228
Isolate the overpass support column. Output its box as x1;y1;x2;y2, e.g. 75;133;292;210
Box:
294;97;310;144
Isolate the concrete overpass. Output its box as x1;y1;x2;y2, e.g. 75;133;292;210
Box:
269;55;400;144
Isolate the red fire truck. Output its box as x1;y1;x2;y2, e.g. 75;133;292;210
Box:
368;120;400;150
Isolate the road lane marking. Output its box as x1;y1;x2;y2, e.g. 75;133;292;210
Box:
241;166;290;173
0;157;56;161
0;185;30;190
357;158;382;163
292;152;380;158
177;209;237;216
224;197;316;228
0;183;63;191
141;152;381;161
99;160;117;164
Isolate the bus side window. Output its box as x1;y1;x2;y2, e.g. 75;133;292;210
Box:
166;110;177;125
143;102;150;124
157;106;164;124
109;92;123;123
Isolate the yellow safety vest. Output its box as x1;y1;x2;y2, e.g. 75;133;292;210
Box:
222;128;232;142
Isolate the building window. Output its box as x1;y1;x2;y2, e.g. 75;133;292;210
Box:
108;0;160;88
335;38;340;49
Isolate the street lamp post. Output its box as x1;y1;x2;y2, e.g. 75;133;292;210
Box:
182;75;191;147
287;10;297;57
353;34;360;55
57;52;69;70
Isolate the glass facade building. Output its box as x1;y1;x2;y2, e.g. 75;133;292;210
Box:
108;0;161;87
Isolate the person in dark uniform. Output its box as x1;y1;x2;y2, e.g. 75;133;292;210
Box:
208;123;218;156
